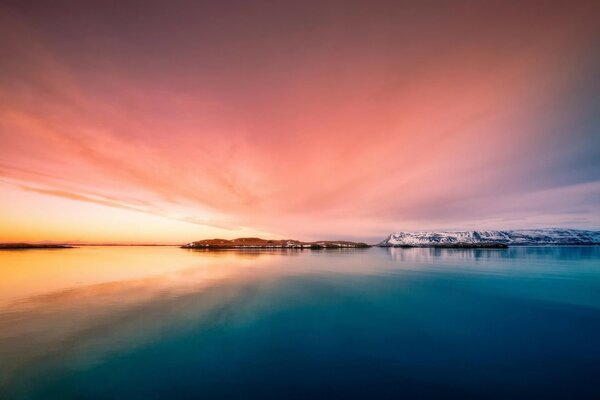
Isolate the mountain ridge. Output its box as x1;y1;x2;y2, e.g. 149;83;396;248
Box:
378;229;600;247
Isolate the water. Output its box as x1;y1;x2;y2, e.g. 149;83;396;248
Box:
1;246;599;399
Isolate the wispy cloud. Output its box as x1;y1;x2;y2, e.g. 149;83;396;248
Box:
1;1;599;241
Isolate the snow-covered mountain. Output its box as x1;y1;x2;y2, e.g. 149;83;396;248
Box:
378;229;600;247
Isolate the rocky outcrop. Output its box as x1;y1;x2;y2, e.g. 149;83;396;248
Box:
181;237;370;249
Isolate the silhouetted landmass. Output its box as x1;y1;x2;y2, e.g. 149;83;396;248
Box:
182;237;371;250
0;243;75;250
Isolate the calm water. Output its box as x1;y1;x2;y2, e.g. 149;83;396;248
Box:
1;246;599;399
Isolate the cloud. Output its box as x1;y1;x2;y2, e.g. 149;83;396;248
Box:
11;181;242;232
1;1;599;241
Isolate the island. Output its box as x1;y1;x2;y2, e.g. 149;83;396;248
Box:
181;237;371;250
0;243;75;250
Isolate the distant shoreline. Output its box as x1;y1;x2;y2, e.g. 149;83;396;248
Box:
73;244;179;247
0;243;75;250
182;238;371;250
3;230;599;251
381;243;508;249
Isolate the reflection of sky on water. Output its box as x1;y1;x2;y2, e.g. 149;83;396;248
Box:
387;245;600;263
1;246;600;398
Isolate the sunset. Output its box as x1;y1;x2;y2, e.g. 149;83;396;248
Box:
2;0;599;243
1;1;599;398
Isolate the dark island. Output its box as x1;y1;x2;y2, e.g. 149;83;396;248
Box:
0;243;75;250
181;237;371;250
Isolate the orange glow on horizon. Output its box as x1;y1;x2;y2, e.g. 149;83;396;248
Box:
1;1;599;243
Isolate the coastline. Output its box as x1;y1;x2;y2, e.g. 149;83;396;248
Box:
0;243;75;250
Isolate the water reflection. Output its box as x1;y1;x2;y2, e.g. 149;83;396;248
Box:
386;246;600;263
0;247;371;392
0;246;283;305
1;246;599;399
0;251;273;390
387;246;509;262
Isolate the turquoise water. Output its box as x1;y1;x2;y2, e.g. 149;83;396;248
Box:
1;246;599;398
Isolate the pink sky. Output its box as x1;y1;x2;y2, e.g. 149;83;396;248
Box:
1;1;599;243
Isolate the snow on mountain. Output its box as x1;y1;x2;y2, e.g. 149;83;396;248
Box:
378;229;600;247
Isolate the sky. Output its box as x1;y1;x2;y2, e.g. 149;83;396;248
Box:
0;0;599;244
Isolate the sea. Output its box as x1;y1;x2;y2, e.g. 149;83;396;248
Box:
1;246;599;399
